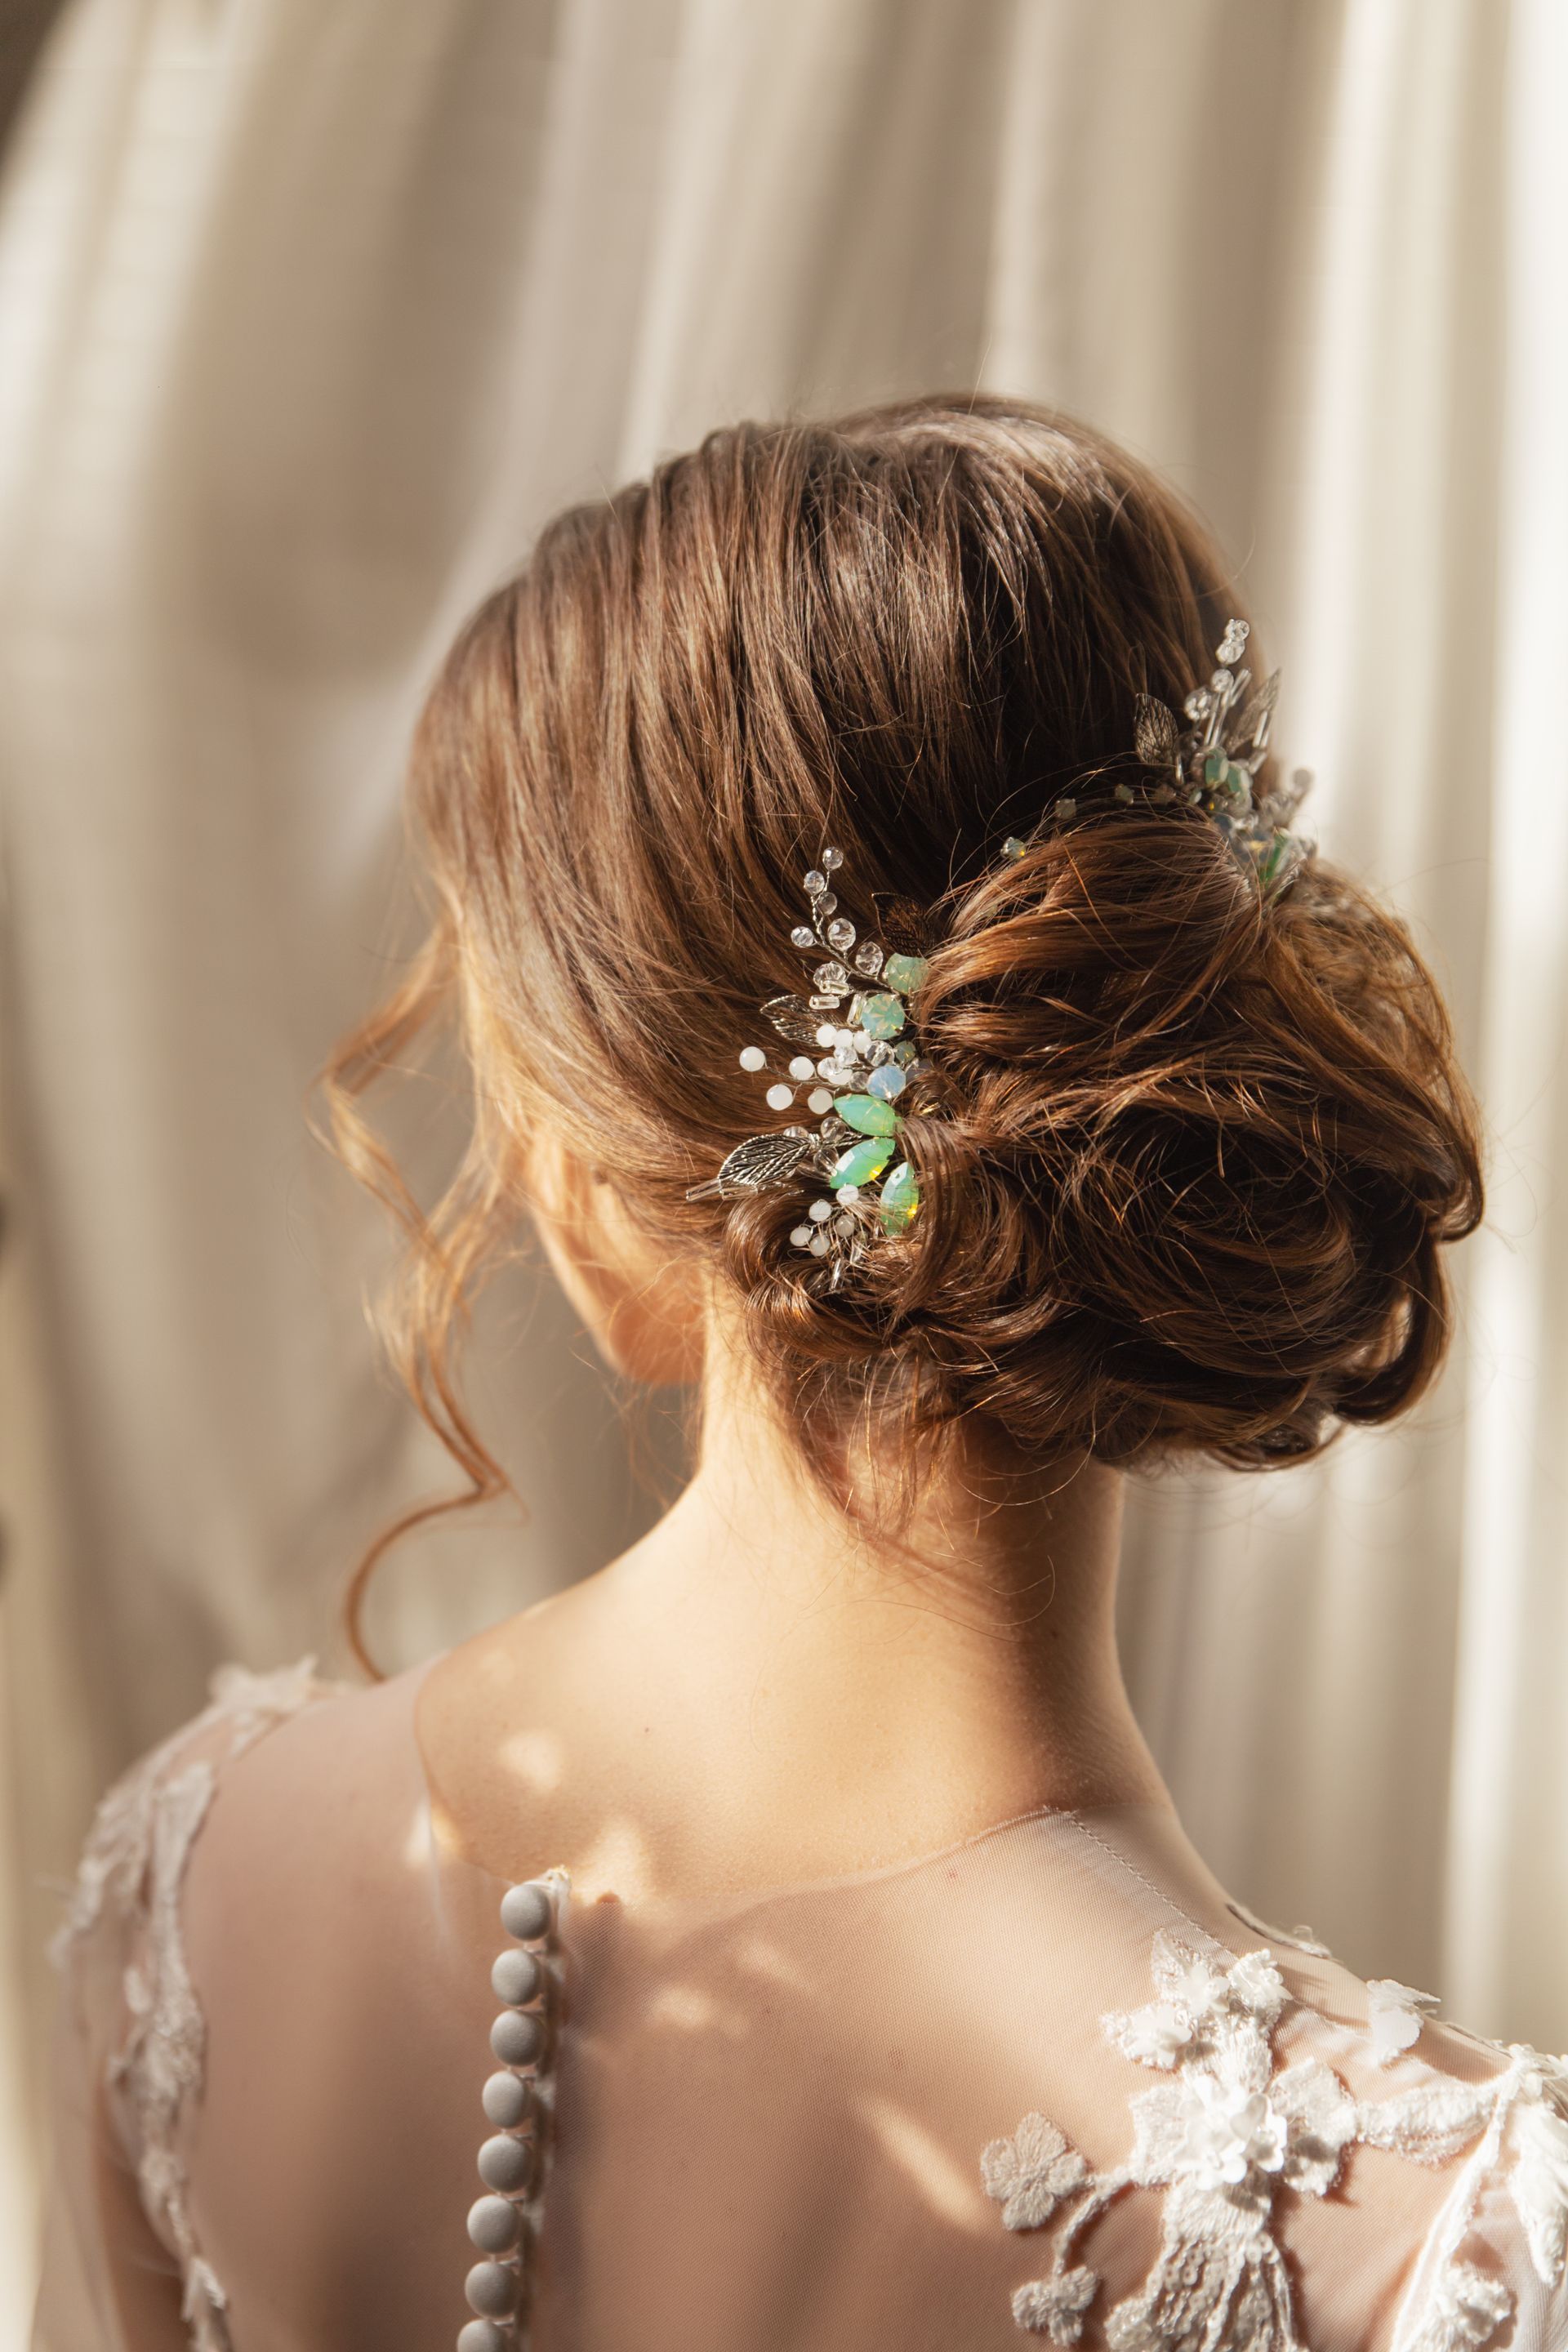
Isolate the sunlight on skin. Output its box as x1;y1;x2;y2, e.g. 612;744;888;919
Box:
857;2096;995;2233
644;1983;719;2033
403;1798;436;1872
733;1936;812;1993
497;1726;566;1795
573;1815;661;1908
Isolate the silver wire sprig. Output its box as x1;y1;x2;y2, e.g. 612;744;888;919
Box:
686;847;929;1285
1004;618;1314;901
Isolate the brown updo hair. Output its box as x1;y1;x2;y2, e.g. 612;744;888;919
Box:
327;394;1481;1663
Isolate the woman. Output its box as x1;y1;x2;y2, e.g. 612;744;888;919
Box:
33;398;1568;2352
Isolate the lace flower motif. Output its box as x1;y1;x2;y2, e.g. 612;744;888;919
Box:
980;1930;1568;2352
982;2115;1090;2230
1365;1978;1442;2066
56;1657;327;2352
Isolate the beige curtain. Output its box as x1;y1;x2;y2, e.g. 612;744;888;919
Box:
2;0;1563;2312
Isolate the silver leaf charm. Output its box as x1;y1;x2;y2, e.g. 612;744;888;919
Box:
762;995;827;1046
1134;693;1180;768
711;1131;813;1194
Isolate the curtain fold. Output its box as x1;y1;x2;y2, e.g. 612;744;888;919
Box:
0;0;1560;2304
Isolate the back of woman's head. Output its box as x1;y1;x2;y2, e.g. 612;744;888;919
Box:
328;394;1481;1602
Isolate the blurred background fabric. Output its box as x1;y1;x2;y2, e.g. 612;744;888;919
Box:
1;0;1565;2327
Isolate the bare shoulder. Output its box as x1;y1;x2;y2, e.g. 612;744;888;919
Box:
416;1590;617;1882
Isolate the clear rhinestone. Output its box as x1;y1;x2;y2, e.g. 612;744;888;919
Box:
814;962;849;993
1209;670;1233;693
1184;688;1214;720
791;925;816;949
826;917;855;951
1217;620;1250;663
809;992;845;1009
822;846;844;870
765;1083;794;1110
804;868;826;893
817;892;838;915
739;1045;766;1071
853;941;884;978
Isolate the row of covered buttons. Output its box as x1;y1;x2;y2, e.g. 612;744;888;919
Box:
458;1878;558;2351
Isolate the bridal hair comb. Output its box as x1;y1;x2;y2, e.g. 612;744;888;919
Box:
684;848;929;1283
1003;617;1314;900
688;621;1312;1283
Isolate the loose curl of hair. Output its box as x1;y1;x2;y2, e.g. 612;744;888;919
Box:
324;394;1482;1673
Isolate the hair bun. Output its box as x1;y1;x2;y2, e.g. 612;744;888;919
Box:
744;817;1481;1470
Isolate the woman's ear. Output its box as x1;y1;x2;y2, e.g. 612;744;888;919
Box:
522;1125;706;1388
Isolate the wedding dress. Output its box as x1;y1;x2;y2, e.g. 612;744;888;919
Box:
31;1655;1568;2352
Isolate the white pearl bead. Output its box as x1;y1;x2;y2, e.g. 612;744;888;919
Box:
499;1882;552;1941
808;1200;833;1223
457;2320;509;2352
489;2010;542;2066
838;1185;860;1205
465;2261;520;2319
764;1083;794;1111
815;1023;839;1048
490;1949;541;2007
787;1057;814;1081
738;1045;766;1072
478;2132;535;2195
468;2194;521;2253
482;2070;532;2128
790;1226;813;1248
807;1088;833;1115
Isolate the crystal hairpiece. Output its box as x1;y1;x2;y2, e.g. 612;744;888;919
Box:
1004;618;1314;898
684;849;929;1286
688;621;1312;1284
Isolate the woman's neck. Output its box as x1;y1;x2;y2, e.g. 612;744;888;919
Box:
423;1322;1172;1905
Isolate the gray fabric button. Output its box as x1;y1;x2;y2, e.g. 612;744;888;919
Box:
500;1882;552;1941
467;2194;521;2253
478;2132;534;2195
457;2322;509;2352
482;2069;532;2129
491;1948;541;2007
464;2261;520;2319
489;2010;542;2067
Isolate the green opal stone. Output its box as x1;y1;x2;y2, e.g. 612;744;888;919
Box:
834;1093;898;1137
830;1136;895;1189
879;1160;920;1233
882;953;929;996
858;991;907;1040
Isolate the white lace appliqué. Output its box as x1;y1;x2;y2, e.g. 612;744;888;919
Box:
980;1931;1568;2351
55;1657;326;2352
